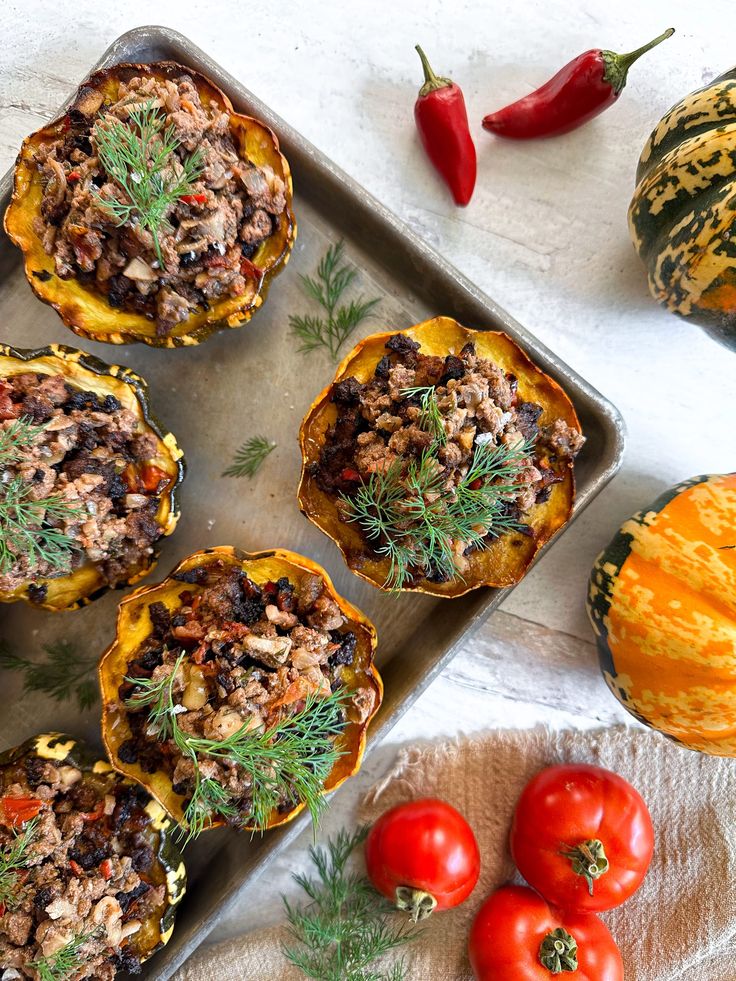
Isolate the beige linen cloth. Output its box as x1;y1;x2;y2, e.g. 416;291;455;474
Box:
173;725;736;980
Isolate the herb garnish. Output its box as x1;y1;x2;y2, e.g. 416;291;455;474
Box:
0;639;98;711
401;385;447;446
94;100;204;268
342;437;534;590
0;417;82;576
282;827;420;980
125;655;347;842
28;930;95;981
289;241;380;359
222;435;276;478
0;815;39;910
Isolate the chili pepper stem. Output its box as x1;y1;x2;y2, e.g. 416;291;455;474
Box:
415;44;452;96
394;885;438;921
603;27;675;93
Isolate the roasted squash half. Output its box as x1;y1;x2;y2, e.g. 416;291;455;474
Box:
0;732;186;971
99;546;382;832
298;317;582;597
629;68;736;351
4;61;295;348
0;343;184;610
588;473;736;756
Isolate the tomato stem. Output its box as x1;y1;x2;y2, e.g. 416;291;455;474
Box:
560;838;609;895
538;928;578;974
394;885;438;922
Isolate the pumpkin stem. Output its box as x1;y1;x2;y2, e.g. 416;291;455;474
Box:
560;839;609;895
394;885;438;922
415;45;453;97
539;928;579;974
602;27;675;94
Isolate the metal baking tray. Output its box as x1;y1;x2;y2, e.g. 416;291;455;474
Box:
0;25;625;979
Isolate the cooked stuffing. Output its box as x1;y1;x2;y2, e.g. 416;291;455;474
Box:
0;371;171;598
0;751;168;979
118;562;366;825
312;333;585;583
32;72;286;335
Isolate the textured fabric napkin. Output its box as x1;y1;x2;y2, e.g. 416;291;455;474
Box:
173;725;736;980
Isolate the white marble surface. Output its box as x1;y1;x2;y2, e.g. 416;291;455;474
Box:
1;0;734;952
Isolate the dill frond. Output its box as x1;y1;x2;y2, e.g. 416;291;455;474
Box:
28;930;95;981
0;639;98;711
222;435;276;479
0;816;39;910
289;241;380;359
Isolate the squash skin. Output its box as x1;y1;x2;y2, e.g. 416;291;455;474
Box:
628;69;736;351
0;731;186;964
99;546;382;832
587;473;736;756
298;317;582;597
3;61;296;348
0;343;184;611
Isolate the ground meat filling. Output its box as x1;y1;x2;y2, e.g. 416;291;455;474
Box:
0;371;169;596
119;562;364;825
313;335;585;582
0;757;167;979
32;73;287;335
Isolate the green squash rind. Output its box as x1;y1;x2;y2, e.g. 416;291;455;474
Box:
0;731;186;964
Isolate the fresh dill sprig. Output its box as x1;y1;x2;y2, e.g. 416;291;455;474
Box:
282;827;420;980
400;386;447;446
0;417;47;467
125;662;347;841
0;639;98;711
0;816;39;910
289;241;380;360
342;438;534;590
222;436;276;479
94;99;204;268
28;930;95;981
0;417;83;577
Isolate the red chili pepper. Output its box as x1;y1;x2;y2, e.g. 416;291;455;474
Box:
340;468;361;483
0;795;42;828
181;193;207;204
100;858;113;881
240;256;263;280
414;45;476;206
67;170;81;182
69;859;84;876
482;28;674;139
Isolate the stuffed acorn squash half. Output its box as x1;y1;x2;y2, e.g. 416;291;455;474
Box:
4;61;295;347
0;732;185;980
299;317;584;596
100;547;382;837
0;344;183;611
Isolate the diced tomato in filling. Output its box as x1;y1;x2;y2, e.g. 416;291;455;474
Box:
0;796;42;828
139;464;170;494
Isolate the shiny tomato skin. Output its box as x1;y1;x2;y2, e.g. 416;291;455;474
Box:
511;764;654;913
468;885;624;981
364;798;480;910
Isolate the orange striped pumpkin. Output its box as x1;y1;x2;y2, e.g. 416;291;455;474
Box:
587;473;736;755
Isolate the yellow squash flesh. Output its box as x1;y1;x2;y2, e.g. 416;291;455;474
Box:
4;61;296;348
298;316;582;597
99;546;382;831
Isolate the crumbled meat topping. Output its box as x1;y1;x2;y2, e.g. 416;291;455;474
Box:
314;335;585;582
0;371;171;595
0;754;167;979
32;72;287;336
119;562;363;826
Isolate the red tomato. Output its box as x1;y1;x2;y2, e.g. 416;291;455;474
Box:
511;764;654;913
364;798;480;920
0;795;42;828
468;885;623;981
